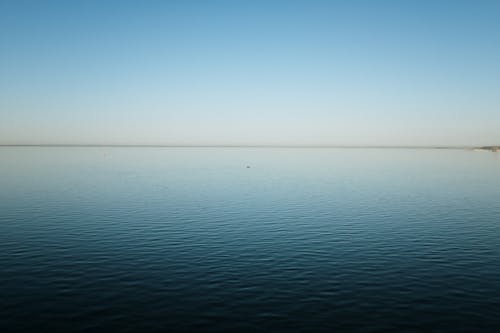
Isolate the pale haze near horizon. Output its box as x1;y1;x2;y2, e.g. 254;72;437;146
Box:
0;1;499;146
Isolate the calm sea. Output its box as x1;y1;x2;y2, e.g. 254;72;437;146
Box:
1;147;500;332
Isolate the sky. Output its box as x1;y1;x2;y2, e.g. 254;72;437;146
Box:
0;0;499;146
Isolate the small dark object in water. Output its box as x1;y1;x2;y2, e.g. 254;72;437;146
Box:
246;165;250;168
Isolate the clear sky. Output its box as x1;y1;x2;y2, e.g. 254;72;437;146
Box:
1;0;499;146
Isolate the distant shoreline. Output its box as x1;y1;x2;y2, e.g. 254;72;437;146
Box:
0;144;486;149
475;146;500;152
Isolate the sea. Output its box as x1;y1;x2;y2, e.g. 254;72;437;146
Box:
1;147;499;332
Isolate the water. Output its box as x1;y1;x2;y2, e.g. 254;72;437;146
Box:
1;147;500;332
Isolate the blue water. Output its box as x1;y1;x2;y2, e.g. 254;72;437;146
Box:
1;147;500;332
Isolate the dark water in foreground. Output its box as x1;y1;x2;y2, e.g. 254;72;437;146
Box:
1;147;500;332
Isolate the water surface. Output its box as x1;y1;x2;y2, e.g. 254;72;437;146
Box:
1;147;500;332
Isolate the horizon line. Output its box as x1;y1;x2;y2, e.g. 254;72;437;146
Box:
0;144;481;149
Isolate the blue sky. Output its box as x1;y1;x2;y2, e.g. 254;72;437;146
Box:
1;0;499;146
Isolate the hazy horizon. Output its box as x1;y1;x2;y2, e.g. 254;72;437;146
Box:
0;143;487;148
1;1;499;146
